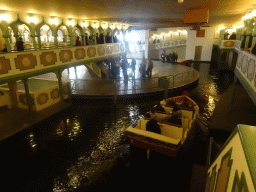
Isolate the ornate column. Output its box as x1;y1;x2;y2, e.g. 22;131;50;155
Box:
22;79;34;114
53;35;58;48
55;70;64;102
30;35;38;50
36;35;41;49
69;35;74;46
244;18;254;50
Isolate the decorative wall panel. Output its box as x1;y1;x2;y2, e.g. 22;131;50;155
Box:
59;50;73;63
0;57;11;75
15;54;37;71
40;51;57;66
87;47;96;58
97;46;105;56
74;48;86;60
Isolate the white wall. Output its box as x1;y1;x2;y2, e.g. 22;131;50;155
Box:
185;27;215;61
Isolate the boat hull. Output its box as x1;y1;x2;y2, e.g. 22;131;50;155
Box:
127;134;180;157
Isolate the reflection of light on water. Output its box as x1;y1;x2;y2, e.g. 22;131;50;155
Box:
27;133;37;148
55;118;82;141
53;117;130;191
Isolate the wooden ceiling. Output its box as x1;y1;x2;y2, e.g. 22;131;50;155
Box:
1;0;256;28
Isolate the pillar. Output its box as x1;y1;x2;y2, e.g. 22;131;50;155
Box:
55;70;64;102
36;35;41;49
22;79;34;114
3;35;11;52
145;29;149;59
30;35;38;50
69;35;74;46
8;81;18;108
54;35;58;48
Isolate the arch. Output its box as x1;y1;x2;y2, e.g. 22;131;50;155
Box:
35;21;54;36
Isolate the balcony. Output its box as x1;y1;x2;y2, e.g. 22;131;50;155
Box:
0;43;125;84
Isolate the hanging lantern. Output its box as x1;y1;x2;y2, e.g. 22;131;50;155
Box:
178;0;184;4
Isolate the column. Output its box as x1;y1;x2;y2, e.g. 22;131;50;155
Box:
145;29;149;59
69;35;74;46
22;79;34;114
3;35;11;52
8;81;18;108
55;70;64;102
30;35;38;50
54;35;58;48
36;35;41;49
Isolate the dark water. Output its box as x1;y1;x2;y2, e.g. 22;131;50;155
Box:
0;63;235;191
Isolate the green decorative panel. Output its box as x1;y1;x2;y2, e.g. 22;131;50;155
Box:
87;47;96;58
50;88;60;100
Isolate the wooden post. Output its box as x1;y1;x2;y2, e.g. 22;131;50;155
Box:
23;79;34;114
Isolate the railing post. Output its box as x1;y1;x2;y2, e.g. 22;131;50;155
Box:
22;78;34;114
55;70;65;102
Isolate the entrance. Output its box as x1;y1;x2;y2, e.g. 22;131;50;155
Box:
194;46;202;61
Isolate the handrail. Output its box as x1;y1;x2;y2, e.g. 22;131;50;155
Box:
70;68;198;95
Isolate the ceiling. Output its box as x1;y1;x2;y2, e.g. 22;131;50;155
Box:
1;0;256;29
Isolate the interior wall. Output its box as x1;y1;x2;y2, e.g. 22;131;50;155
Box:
148;46;186;60
185;27;215;61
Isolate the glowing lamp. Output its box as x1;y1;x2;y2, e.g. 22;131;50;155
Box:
68;19;74;26
245;13;251;20
252;10;256;17
93;22;98;28
82;21;88;27
110;24;115;29
0;14;9;21
102;23;108;29
117;25;121;30
51;18;57;25
178;0;184;3
29;16;37;23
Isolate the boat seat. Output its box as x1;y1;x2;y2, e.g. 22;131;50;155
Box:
154;113;190;129
137;118;183;140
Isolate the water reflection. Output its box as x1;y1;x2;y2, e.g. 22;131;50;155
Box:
53;114;130;191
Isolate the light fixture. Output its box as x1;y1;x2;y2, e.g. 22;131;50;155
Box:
0;14;9;21
51;18;57;25
29;16;36;23
68;19;74;26
245;13;251;20
252;10;256;17
82;21;88;27
117;25;121;30
110;24;115;29
217;26;226;31
178;0;184;3
102;23;108;29
93;22;98;28
242;16;245;21
234;24;244;29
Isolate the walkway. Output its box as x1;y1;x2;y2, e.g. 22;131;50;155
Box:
70;60;199;96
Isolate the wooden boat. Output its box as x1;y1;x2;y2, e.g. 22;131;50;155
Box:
126;95;199;157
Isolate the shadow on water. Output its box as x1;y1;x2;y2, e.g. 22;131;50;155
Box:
0;63;235;191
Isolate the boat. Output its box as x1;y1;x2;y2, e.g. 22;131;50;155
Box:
126;95;199;157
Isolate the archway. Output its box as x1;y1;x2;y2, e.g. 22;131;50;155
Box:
10;20;34;51
57;25;70;47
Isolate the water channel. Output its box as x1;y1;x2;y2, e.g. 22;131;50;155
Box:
0;63;235;191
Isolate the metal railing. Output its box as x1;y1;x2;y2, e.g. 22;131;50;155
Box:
70;69;198;96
